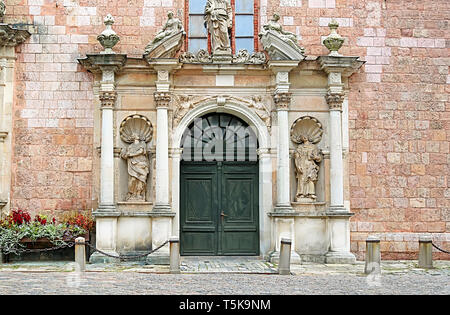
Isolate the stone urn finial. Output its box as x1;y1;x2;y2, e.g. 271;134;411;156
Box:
322;19;344;56
97;14;120;54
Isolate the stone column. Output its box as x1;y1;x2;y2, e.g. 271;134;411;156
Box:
319;56;365;264
274;92;293;211
326;88;346;212
145;60;179;265
153;91;171;212
98;89;117;211
90;66;122;263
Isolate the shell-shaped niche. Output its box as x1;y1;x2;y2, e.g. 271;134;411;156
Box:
290;116;323;144
120;114;153;144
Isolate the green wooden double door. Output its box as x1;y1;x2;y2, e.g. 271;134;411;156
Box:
180;161;259;256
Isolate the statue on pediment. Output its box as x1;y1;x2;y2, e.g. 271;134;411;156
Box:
145;11;185;58
260;14;305;60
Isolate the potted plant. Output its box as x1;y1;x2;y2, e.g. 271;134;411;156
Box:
0;210;94;261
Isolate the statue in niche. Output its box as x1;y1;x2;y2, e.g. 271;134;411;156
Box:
291;117;323;202
204;0;232;55
263;13;300;51
144;11;185;57
120;115;153;201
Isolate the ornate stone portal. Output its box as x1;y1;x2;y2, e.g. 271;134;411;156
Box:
78;9;364;265
119;115;153;202
291;117;323;202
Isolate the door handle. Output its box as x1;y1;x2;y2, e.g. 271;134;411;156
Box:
220;211;228;218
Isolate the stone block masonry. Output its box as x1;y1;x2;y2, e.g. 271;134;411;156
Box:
3;0;449;259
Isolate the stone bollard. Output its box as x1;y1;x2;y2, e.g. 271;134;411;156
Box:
278;238;292;275
75;237;86;272
169;237;180;274
418;235;433;269
364;235;381;275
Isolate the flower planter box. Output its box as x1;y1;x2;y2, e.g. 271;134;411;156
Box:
4;233;91;263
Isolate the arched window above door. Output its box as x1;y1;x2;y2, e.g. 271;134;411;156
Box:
181;113;259;162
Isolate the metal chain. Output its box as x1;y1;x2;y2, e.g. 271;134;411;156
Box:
22;242;75;253
432;242;450;254
0;241;76;255
82;240;169;261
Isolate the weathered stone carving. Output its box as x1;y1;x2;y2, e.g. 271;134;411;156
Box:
154;91;172;108
120;115;153;201
99;91;117;108
232;50;267;64
273;92;291;110
0;1;6;20
259;14;305;60
325;90;344;111
291;116;323;202
322;19;344;56
97;14;120;54
179;49;212;63
172;94;272;129
0;25;31;47
144;11;185;58
180;49;266;64
204;0;232;58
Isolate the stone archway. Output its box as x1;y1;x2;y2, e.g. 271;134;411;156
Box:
171;97;272;257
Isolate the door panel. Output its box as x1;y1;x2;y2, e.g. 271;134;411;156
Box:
180;163;218;255
221;163;259;255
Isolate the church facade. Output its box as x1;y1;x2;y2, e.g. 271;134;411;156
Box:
0;0;448;263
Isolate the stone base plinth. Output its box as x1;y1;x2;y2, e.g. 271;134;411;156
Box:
89;251;120;264
325;251;356;264
146;251;170;265
268;250;302;264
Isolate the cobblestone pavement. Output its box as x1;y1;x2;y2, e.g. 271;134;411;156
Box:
180;256;278;273
0;260;449;295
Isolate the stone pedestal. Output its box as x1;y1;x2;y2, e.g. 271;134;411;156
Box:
90;214;120;263
268;216;301;264
325;214;355;264
146;214;174;265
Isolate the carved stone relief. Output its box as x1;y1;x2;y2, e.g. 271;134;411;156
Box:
119;115;153;202
172;94;272;130
290;116;323;202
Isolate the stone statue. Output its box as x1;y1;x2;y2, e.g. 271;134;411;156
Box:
293;135;322;201
259;13;305;60
263;14;299;51
204;0;232;56
119;115;153;202
145;11;185;57
121;135;150;201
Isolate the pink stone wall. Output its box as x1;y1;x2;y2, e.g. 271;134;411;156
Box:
6;0;449;259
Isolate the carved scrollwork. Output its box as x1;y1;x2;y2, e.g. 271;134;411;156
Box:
172;94;272;130
179;49;266;65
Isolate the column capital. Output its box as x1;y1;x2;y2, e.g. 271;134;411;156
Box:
99;91;117;109
154;91;172;109
273;92;292;111
325;91;344;111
